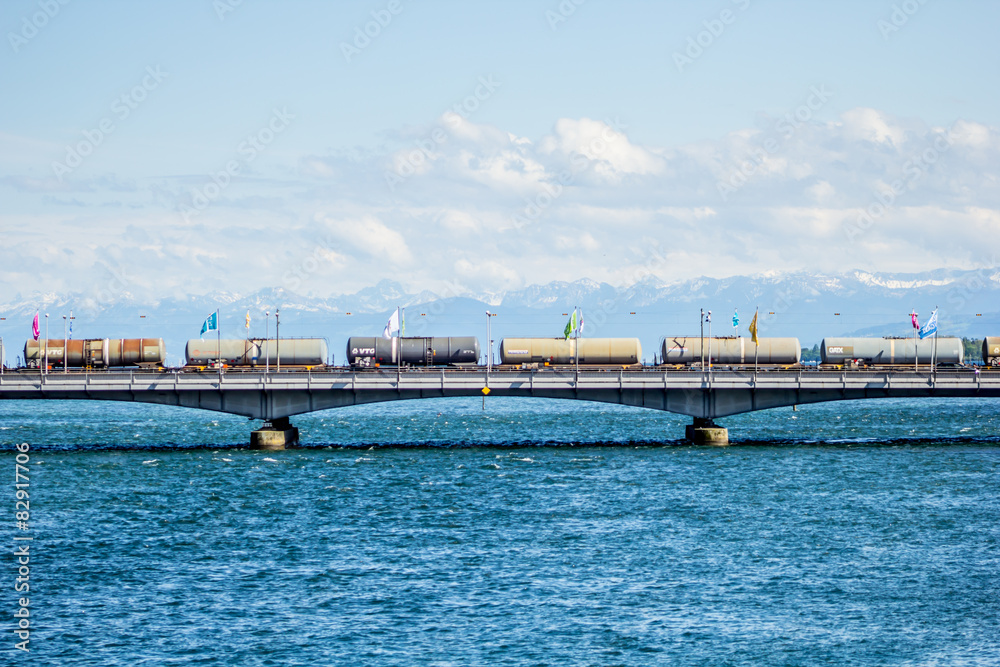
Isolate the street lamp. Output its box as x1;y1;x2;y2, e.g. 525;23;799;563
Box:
485;310;492;372
44;313;49;374
707;310;712;373
62;314;67;373
700;308;704;368
265;310;270;373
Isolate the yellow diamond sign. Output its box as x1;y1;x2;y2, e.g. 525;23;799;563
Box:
481;387;491;395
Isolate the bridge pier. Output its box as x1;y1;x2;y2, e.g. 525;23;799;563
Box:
250;417;299;450
685;418;729;446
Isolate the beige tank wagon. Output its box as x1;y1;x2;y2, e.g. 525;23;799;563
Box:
660;336;801;365
185;338;328;367
821;337;963;366
499;337;642;366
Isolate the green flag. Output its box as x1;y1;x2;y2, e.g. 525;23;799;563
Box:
563;310;577;339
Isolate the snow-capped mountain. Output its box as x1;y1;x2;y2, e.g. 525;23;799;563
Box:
2;268;998;366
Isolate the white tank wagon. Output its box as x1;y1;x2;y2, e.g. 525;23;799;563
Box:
983;338;1000;367
820;337;964;366
185;338;329;367
346;336;480;368
660;337;801;365
24;338;166;368
499;338;642;366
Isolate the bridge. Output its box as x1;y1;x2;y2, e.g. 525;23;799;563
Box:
2;366;998;447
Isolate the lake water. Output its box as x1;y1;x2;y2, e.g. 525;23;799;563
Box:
2;396;999;665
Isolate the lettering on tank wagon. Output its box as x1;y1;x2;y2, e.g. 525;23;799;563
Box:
351;347;376;355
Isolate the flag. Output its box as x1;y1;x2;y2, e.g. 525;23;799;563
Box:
68;317;73;340
748;309;758;344
564;310;577;339
383;309;400;339
919;309;938;339
31;311;39;341
910;311;919;329
245;310;251;330
578;309;584;335
732;309;739;328
200;311;218;336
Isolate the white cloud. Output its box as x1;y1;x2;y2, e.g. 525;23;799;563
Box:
3;108;999;299
840;107;908;146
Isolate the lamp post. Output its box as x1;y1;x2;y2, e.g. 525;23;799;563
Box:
276;308;280;373
62;314;67;373
265;310;270;374
485;310;492;373
700;308;704;369
707;310;712;374
44;313;49;374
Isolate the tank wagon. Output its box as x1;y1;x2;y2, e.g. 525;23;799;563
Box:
347;336;480;368
499;338;642;366
24;338;166;368
984;337;1000;367
185;338;328;368
820;337;964;366
660;337;800;366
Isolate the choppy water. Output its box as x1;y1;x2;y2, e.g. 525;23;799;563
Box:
2;397;1000;665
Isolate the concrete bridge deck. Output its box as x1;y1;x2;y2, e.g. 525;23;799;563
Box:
2;367;998;425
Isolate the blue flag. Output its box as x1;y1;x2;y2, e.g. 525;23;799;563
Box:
200;311;218;336
732;309;739;328
919;309;938;339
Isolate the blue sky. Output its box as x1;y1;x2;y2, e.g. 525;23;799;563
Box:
2;0;998;304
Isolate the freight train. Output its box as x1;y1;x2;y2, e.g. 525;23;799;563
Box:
8;331;999;371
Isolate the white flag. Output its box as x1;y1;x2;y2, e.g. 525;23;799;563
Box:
383;310;400;339
578;309;584;335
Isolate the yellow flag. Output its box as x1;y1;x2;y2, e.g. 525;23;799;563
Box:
748;309;758;344
245;310;251;330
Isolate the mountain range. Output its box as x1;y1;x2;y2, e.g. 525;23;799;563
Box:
2;268;998;366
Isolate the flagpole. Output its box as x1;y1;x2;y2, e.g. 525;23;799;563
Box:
217;309;222;381
754;307;759;374
914;310;918;373
933;306;938;376
575;306;580;379
265;310;270;374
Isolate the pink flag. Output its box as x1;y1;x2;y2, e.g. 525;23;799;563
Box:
31;311;40;341
910;311;919;329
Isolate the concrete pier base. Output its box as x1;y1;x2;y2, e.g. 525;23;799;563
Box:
250;417;299;450
685;418;729;446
